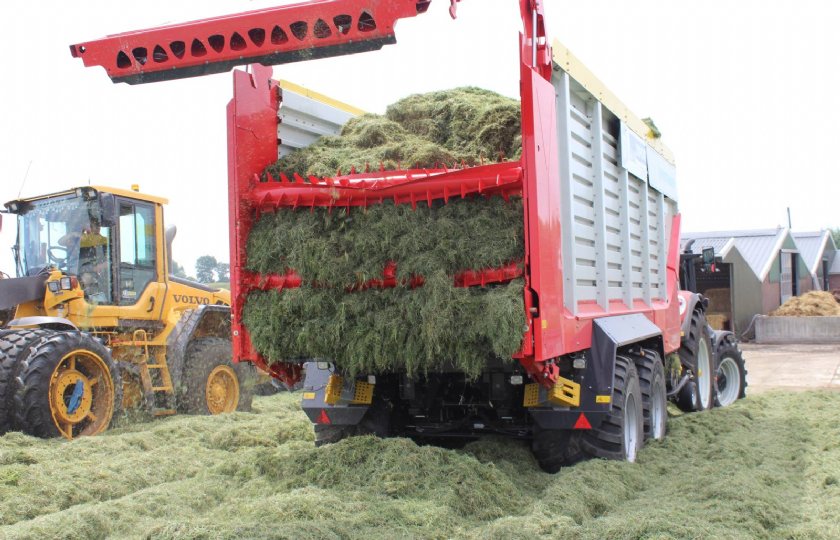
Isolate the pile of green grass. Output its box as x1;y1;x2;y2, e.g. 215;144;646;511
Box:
244;276;525;378
249;88;527;375
266;87;521;178
244;196;526;377
246;197;524;285
2;391;839;539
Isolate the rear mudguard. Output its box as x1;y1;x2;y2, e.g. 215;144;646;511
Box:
710;328;738;357
300;361;368;426
679;291;708;336
6;316;78;331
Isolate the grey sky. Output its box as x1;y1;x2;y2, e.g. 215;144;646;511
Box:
1;0;838;277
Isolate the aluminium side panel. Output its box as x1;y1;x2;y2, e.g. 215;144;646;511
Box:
276;87;360;158
553;69;678;315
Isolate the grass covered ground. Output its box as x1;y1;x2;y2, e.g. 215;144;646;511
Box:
1;391;838;539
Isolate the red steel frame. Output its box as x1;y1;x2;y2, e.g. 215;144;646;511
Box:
73;0;682;388
70;0;438;85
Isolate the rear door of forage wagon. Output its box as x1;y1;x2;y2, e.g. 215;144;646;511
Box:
525;41;680;360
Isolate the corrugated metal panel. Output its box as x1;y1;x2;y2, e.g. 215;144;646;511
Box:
732;231;787;281
791;231;827;275
680;229;789;279
680;236;733;256
555;71;676;313
277;85;361;158
829;252;840;275
682;229;794;281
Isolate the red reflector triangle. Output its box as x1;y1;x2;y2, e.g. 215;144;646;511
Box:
316;410;331;425
573;413;591;430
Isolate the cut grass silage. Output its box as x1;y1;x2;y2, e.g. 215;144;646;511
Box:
244;196;526;377
249;89;527;375
266;87;521;179
2;390;839;539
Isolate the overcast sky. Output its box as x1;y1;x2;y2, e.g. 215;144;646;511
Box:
1;0;838;277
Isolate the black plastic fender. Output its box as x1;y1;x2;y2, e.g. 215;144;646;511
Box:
680;292;708;337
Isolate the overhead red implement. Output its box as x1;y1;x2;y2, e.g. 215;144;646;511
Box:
69;0;436;84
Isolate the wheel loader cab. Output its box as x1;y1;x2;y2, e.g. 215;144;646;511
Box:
10;187;171;320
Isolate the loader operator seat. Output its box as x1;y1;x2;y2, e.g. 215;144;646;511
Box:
60;217;111;304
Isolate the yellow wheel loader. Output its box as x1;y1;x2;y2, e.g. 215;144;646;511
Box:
0;186;253;439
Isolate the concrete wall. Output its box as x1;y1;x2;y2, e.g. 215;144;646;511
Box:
755;315;840;344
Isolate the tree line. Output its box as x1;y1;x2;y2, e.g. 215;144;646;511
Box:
171;255;230;284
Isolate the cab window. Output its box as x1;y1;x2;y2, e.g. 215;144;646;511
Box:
118;202;157;305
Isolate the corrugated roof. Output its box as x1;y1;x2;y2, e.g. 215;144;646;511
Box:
680;236;734;257
682;228;789;281
829;250;840;275
791;231;832;276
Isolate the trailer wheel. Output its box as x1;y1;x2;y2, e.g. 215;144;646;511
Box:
580;355;644;462
633;349;668;441
675;311;714;412
714;339;747;407
15;332;122;439
0;329;50;434
178;337;253;414
532;427;584;473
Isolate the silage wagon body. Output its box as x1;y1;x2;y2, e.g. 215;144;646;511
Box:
224;44;681;439
70;0;712;467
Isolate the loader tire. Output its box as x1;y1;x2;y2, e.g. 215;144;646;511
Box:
15;332;122;439
633;349;668;441
532;427;584;473
0;328;50;434
178;337;253;414
675;310;714;412
579;355;644;462
714;338;747;407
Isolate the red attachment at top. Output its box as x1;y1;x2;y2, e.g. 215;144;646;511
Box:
254;162;523;212
69;0;434;84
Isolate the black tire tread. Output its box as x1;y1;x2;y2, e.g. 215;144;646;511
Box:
178;337;254;414
632;348;668;440
314;424;357;447
580;355;643;460
532;428;583;473
675;309;713;412
0;329;51;434
714;338;748;406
